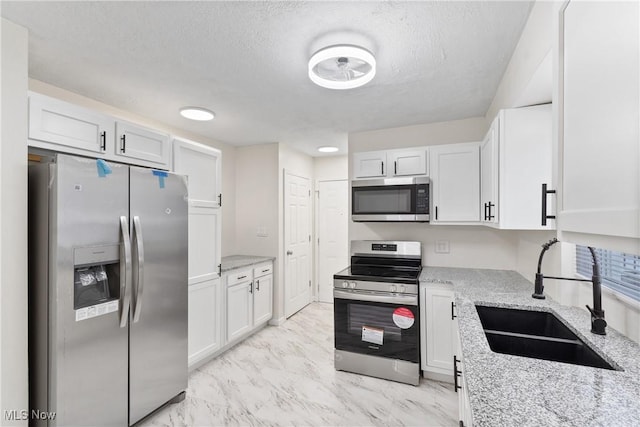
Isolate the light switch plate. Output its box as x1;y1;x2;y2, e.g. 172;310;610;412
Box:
435;240;450;254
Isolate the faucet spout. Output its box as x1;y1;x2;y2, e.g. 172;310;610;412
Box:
586;246;607;335
532;238;559;299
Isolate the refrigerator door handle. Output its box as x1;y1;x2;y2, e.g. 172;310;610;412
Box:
120;216;132;328
132;216;145;323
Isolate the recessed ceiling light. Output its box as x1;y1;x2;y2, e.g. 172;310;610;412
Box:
179;107;215;121
308;45;376;90
318;146;339;153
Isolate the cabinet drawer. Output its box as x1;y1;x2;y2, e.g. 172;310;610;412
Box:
253;263;273;278
227;269;252;286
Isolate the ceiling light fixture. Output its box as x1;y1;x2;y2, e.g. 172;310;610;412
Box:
179;107;215;121
308;45;376;90
317;146;339;153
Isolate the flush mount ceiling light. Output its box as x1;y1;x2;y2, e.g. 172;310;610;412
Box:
308;45;376;90
179;107;215;121
317;146;339;153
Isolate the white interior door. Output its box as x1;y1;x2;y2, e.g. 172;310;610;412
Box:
317;180;349;303
284;171;312;318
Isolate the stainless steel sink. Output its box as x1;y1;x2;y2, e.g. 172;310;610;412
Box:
475;305;618;370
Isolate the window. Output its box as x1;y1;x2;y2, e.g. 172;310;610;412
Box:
576;246;640;302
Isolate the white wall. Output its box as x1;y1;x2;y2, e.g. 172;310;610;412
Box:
0;18;29;426
314;155;347;182
28;79;239;256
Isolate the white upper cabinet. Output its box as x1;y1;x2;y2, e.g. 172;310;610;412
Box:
481;104;553;230
114;121;170;167
352;151;387;178
172;137;222;208
559;0;639;245
388;148;428;176
352;148;428;179
28;92;113;156
430;142;480;223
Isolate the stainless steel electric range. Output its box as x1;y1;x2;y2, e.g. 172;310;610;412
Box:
333;240;422;386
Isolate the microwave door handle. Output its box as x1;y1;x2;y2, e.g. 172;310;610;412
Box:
119;216;132;328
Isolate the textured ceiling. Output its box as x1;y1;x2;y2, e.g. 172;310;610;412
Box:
2;1;533;157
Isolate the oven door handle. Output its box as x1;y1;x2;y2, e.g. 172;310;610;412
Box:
333;289;418;306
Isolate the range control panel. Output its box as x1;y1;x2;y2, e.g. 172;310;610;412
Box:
372;243;397;252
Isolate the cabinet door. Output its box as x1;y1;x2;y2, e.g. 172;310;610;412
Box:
114;121;170;167
28;92;113;155
560;1;639;241
480;120;498;224
253;274;273;325
423;288;455;372
172;137;222;208
188;278;222;367
389;148;428;176
352;151;387;178
188;207;222;281
227;281;253;342
430;143;480;222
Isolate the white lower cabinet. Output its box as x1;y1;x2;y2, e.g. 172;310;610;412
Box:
227;279;253;342
225;261;274;346
188;278;222;367
420;283;456;378
455;327;473;426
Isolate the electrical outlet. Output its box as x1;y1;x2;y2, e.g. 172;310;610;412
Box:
435;240;450;254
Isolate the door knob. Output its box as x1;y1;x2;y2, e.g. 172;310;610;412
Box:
286;250;293;255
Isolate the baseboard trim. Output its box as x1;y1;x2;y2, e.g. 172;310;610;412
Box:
268;316;286;326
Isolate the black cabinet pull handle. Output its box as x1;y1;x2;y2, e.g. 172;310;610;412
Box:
488;202;495;220
120;134;126;153
541;183;556;226
451;301;457;320
381;161;384;175
218;264;221;276
238;275;247;280
483;202;488;221
249;282;253;293
453;356;462;392
394;161;397;175
435;206;438;221
218;193;222;207
100;131;106;151
256;279;260;291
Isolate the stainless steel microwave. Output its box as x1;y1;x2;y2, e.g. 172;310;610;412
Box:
351;177;430;222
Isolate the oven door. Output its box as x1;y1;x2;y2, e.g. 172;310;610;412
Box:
334;289;419;363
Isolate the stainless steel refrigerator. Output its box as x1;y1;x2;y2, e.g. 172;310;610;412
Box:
29;153;188;426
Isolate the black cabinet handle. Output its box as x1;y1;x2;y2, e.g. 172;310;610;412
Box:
541;183;556;226
120;134;126;153
435;206;438;221
451;301;457;320
100;131;106;151
238;275;247;280
256;279;260;291
394;161;397;175
218;193;222;207
488;202;495;220
249;282;253;293
483;202;488;221
453;356;462;392
381;161;385;175
218;264;222;276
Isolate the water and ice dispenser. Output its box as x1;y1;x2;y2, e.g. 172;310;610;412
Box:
73;244;121;320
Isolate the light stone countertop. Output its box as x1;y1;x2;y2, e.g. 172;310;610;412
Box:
221;255;275;273
420;267;640;427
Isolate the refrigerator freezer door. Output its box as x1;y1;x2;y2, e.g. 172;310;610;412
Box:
49;154;129;426
129;167;188;424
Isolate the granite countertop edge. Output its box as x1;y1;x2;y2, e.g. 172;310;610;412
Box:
221;255;275;273
419;267;640;427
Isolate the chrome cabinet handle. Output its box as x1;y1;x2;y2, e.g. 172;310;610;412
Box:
132;216;145;323
286;250;293;255
119;216;132;328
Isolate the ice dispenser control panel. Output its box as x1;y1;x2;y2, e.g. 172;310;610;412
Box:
73;244;120;320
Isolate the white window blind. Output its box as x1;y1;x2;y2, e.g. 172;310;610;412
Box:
576;246;640;302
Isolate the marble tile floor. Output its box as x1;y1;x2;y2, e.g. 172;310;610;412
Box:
140;302;458;427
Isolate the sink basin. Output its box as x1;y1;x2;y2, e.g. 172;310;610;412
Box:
475;305;617;370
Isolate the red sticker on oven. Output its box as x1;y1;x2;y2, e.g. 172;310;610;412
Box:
393;307;415;329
